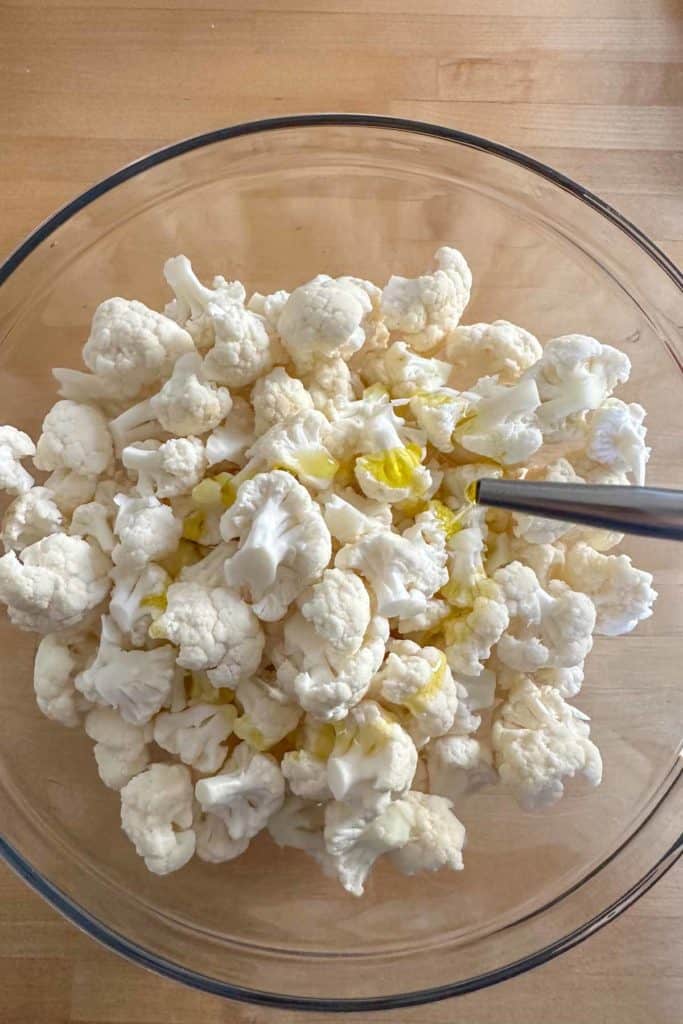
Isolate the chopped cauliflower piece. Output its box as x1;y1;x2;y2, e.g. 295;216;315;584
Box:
455;375;542;466
34;400;113;477
2;486;63;553
324;798;413;896
194;741;285;841
384;341;452;398
277;274;374;371
251;367;314;436
562;541;656;636
583;398;650;485
426;735;496;802
34;629;96;727
233;676;301;751
299;568;371;658
85;707;151;790
443;320;542;388
154;703;236;773
381;246;472;352
112;494;182;571
121;763;196;875
371;640;460;748
0;426;36;496
122;437;206;498
389;791;466;876
243;410;338;490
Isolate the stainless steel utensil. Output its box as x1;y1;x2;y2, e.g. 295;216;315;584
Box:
474;479;683;541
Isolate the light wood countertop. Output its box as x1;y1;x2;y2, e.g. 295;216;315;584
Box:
0;1;681;1021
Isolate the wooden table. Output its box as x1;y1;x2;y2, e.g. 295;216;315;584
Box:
1;2;681;1021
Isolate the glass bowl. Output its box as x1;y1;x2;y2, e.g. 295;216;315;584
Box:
0;114;681;1012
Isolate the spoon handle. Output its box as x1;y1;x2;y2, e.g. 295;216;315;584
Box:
474;479;683;541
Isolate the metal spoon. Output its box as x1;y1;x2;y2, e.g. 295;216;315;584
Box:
473;479;683;541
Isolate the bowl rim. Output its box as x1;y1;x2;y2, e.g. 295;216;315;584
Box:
0;113;681;1011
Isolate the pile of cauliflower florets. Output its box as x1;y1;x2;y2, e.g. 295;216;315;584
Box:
0;247;657;896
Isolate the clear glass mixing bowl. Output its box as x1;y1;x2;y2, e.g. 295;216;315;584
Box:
0;115;681;1012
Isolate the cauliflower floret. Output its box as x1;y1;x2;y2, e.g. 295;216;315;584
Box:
268;796;329;861
109;562;170;647
381;246;472;352
2;486;63;553
284;614;389;722
534;664;585;698
277;274;374;371
205;397;255;468
350;402;431;504
493;561;595;672
299;568;371;658
221;470;332;622
492;678;602;809
149;581;264;687
454;375;542;465
233;676;301;751
120;763;196;875
389;791;466;876
305;355;358;420
441;519;487;609
409;387;470;453
194;741;285;841
323;798;412;897
109;353;232;449
443;586;510;676
527;334;631;442
426;735;496;802
371;640;460;748
562;542;656;636
0;533;110;633
43;467;98;517
0;426;36;496
321;489;392;544
242;410;338;490
397;598;449;637
84;707;152;790
326;701;418;809
34;400;113;477
153;703;237;774
195;812;250;864
247;288;290;331
75;616;178;725
384;341;452;398
111;493;181;571
336;521;447;619
281;749;332;802
200;300;273;389
33;629;96;726
81;297;194;399
251;367;314;436
512;458;582;545
443;320;542;388
582;398;650;485
122;437;206;498
163;254;246;350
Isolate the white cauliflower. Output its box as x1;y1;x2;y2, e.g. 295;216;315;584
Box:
2;487;63;552
75;616;178;725
284;614;389;722
0;426;36;495
426;735;496;802
381;246;472;352
201;300;274;389
34;400;113;477
512;458;582;545
247;288;290;331
281;749;332;802
493;561;595;673
205;397;255;467
321;489;392;544
195;812;250;864
163;254;247;350
251;367;314;436
443;586;510;676
0;533;110;632
81;297;194;399
122;437;206;498
109;353;232;448
389;791;466;876
397;598;449;637
120;763;196;875
582;398;650;485
527;334;631;442
111;493;182;571
441;519;487;609
233;676;301;751
33;629;96;727
221;470;331;621
454;375;542;465
349;402;431;504
326;701;418;809
153;703;237;774
492;678;602;809
43;467;98;517
194;741;285;841
149;581;264;687
409;387;470;453
109;562;170;647
323;798;412;897
299;568;371;658
268;797;329;860
84;707;152;790
371;640;460;748
562;542;656;636
242;410;338;490
336;522;447;619
443;320;542;388
277;274;374;371
384;341;452;398
305;355;358;420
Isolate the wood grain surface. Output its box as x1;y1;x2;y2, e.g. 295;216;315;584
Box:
0;1;681;1022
